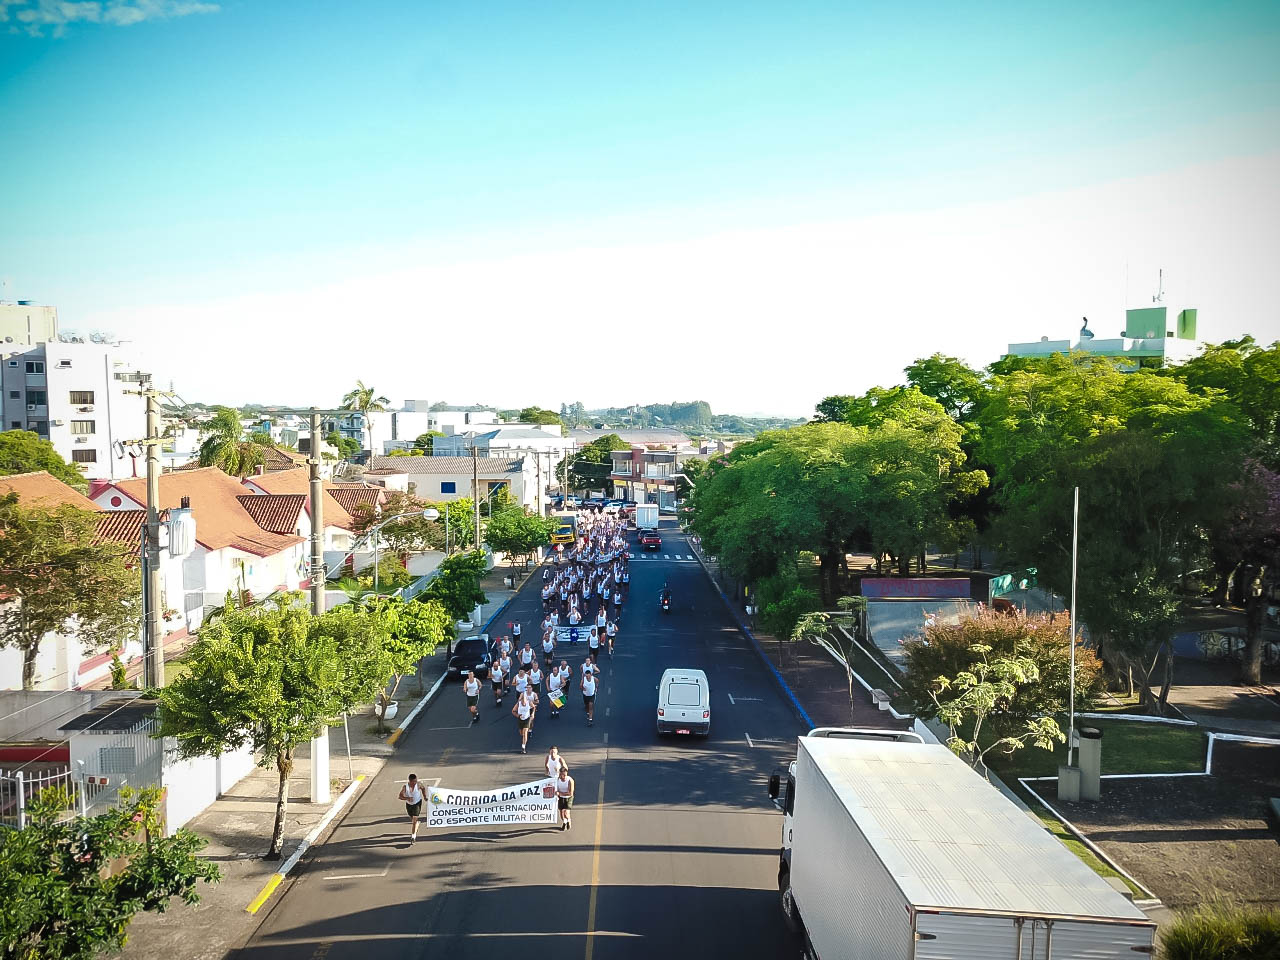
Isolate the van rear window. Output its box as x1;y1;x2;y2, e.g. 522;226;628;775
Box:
668;682;702;706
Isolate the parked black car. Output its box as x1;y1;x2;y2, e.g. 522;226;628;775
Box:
446;636;493;679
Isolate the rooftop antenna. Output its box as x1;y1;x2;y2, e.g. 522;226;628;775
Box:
1152;268;1164;304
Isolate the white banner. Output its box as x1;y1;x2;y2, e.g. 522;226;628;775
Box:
555;625;590;644
425;777;558;828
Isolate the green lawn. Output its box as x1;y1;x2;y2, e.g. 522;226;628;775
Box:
988;718;1207;782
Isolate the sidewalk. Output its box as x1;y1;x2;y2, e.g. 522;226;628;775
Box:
117;565;520;960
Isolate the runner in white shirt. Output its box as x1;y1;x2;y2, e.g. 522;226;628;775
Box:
549;610;560;627
512;621;522;644
547;668;564;717
498;635;513;662
581;670;597;725
513;691;533;753
398;773;425;843
542;631;556;669
463;670;481;724
596;607;608;631
545;745;563;780
513;668;529;698
519;642;535;671
489;661;505;707
606;620;618;656
499;653;514;694
587;626;601;664
557;660;572;694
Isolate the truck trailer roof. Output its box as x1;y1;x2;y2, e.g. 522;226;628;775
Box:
798;736;1151;924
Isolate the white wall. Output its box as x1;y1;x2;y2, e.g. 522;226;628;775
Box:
162;742;257;832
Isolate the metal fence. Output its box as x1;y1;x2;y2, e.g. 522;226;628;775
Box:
0;716;163;830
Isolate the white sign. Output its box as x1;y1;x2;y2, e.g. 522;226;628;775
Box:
425;777;558;828
555;625;589;644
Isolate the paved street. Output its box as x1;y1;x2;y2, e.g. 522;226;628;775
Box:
232;521;806;959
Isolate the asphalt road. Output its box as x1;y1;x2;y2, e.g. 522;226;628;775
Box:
233;521;806;960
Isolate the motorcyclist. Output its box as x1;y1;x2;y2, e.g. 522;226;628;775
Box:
660;582;672;607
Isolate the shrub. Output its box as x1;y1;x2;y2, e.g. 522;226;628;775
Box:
900;608;1102;743
357;556;415;591
1161;903;1280;960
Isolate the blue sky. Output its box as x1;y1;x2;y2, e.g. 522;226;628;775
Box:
2;0;1278;413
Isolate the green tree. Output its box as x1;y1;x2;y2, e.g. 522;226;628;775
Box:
976;354;1246;712
340;380;389;456
484;508;555;569
926;642;1066;777
904;353;986;423
325;430;361;460
198;406;270;477
901;608;1102;743
155;599;389;858
0;494;140;690
363;596;452;731
0;429;87;490
518;406;562;426
0;786;220;959
567;433;629;490
422;550;488;625
1170;337;1280;468
412;431;445;454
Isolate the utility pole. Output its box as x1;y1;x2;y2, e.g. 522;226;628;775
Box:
142;380;164;688
471;445;481;551
535;449;542;515
308;408;331;804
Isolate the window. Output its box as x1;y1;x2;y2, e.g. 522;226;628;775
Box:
24;361;44;374
57;359;71;368
6;360;16;367
668;682;703;706
7;391;17;399
440;481;457;494
70;420;95;436
72;449;97;463
29;421;48;436
69;390;94;404
26;390;47;406
9;421;20;429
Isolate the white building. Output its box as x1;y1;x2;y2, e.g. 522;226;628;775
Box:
366;454;534;509
1;340;145;481
1006;307;1203;368
0;300;59;346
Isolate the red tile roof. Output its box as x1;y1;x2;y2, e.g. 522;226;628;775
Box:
242;468;355;530
0;471;99;510
237;494;306;535
108;468;303;557
94;509;146;546
329;485;385;516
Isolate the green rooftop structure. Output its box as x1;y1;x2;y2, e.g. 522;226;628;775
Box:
1006;305;1203;368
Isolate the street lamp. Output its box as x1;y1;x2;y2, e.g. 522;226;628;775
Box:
372;508;440;593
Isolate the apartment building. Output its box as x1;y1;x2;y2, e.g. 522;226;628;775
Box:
0;300;59;346
609;446;681;510
1;340;145;480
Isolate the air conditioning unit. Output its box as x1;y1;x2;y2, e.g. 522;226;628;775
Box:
74;436;88;443
78;405;94;412
26;403;36;411
51;419;65;426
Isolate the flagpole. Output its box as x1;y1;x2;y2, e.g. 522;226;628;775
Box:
1068;485;1079;767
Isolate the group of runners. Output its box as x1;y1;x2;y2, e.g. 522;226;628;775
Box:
460;509;633;754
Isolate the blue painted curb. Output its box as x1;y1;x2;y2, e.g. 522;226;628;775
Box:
691;551;815;731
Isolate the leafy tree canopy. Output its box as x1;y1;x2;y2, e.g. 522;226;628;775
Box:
518;406;562;425
0;493;140;689
0;429;87;489
0;786;219;959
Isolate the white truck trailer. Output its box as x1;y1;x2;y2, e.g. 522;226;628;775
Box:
634;503;659;531
768;732;1155;959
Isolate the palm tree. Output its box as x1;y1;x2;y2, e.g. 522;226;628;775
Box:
198;406;270;478
341;380;389;457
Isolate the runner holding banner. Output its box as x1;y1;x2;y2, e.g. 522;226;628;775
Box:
424;777;558;828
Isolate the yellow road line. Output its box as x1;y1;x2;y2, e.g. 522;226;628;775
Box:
245;873;283;915
584;776;606;960
386;728;403;746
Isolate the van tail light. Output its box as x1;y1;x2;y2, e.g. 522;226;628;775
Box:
703;710;710;719
658;708;664;716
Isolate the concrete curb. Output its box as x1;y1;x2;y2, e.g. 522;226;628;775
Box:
689;546;815;731
244;774;367;915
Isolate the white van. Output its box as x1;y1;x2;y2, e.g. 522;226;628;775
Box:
656;668;710;737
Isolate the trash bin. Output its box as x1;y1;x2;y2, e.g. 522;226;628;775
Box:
1078;726;1103;801
1057;763;1082;802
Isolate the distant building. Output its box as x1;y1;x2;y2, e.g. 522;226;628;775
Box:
570;428;691;447
1;340;145;480
0;300;58;346
1006;306;1202;368
609;446;681;510
366;454;533;509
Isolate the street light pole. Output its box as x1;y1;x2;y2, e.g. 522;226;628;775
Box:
1068;485;1080;766
308;408;330;804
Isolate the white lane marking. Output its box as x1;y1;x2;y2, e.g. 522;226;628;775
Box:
603;733;609;744
727;693;763;705
663;554;670;559
745;732;753;748
325;867;389;880
605;707;611;717
744;732;785;748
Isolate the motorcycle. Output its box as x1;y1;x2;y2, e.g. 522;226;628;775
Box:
660;592;671;613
